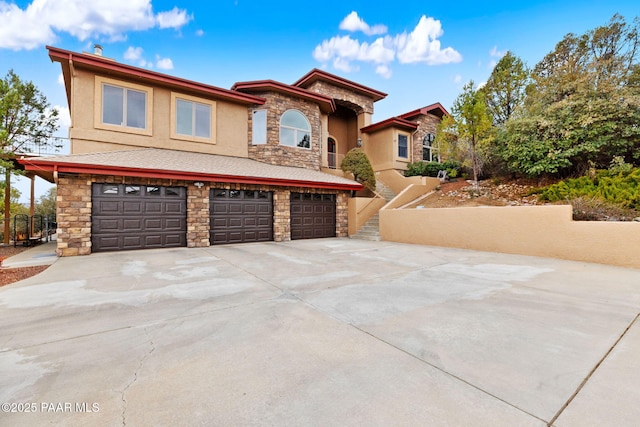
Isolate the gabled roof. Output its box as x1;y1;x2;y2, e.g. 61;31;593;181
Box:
293;69;387;102
18;148;363;191
47;46;265;107
231;80;336;113
399;102;449;120
360;117;418;134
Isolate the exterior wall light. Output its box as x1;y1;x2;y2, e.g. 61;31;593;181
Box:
194;182;205;188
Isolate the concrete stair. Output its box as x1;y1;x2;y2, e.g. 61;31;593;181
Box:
377;183;396;202
351;213;381;241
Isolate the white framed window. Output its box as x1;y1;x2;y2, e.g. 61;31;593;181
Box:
176;99;211;138
280;110;311;149
398;134;408;158
252;110;267;144
170;93;216;143
95;76;153;136
422;133;439;162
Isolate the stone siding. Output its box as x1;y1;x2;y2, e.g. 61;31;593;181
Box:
408;114;441;162
248;91;322;170
56;174;350;255
304;80;374;114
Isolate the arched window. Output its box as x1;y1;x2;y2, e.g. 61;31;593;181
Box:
280;110;311;149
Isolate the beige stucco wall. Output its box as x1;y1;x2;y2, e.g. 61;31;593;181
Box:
347;197;386;235
380;205;640;269
376;169;438;195
69;68;249;157
382;182;441;210
364;128;394;171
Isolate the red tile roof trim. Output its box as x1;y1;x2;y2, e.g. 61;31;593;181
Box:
361;116;419;133
47;46;266;105
232;80;336;113
19;150;363;191
399;102;450;119
293;69;387;102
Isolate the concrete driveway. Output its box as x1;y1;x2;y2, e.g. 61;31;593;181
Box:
1;239;639;426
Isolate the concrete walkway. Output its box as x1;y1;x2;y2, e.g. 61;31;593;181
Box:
1;239;58;268
1;238;639;426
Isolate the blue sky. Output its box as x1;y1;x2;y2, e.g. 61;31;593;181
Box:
1;0;638;201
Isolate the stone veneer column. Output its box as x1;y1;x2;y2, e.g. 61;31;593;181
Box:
273;190;290;242
187;185;210;248
56;174;92;256
336;192;349;237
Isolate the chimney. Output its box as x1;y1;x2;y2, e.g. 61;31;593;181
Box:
94;44;103;56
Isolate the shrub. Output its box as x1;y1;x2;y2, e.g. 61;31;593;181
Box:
405;160;461;179
340;148;376;191
540;169;640;208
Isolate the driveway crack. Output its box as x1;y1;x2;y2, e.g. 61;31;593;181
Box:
547;311;640;426
121;327;156;426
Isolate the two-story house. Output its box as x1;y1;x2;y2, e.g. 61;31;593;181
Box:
20;46;447;256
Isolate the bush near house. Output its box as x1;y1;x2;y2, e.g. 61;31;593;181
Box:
534;168;640;220
340;148;376;192
405;160;461;179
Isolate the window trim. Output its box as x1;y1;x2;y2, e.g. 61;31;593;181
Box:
279;109;311;149
397;133;409;159
170;92;217;144
94;76;153;136
422;133;439;162
252;109;267;145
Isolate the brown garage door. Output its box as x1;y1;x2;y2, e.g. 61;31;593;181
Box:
290;193;336;240
91;184;187;252
210;189;273;244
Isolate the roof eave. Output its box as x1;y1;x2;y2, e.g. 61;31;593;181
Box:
47;46;266;106
361;117;419;133
232;80;336;113
293;68;387;102
19;159;363;191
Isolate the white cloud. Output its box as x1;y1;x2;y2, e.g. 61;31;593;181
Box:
57;73;64;86
52;105;72;129
313;34;395;76
124;46;150;67
375;64;392;79
453;74;462;84
0;0;192;51
195;29;204;37
313;13;461;78
395;16;462;65
490;46;506;58
339;11;387;36
156;6;192;29
155;56;174;70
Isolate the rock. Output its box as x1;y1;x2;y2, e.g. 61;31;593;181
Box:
634;217;640;222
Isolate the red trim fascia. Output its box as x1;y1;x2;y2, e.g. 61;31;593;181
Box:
361;117;418;133
232;80;336;113
20;160;363;191
47;46;265;106
293;68;387;101
399;102;449;120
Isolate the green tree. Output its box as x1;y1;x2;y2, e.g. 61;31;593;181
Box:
340;148;376;192
1;70;58;243
437;81;493;191
499;15;640;177
482;51;530;126
0;185;27;217
35;187;56;218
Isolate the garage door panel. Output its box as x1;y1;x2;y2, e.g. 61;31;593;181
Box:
123;201;143;213
92;184;187;252
164;202;184;214
210;189;273;245
97;201;120;213
123;218;143;231
290;193;336;240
